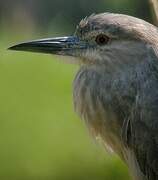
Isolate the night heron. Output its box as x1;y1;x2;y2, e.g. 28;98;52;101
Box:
9;13;158;180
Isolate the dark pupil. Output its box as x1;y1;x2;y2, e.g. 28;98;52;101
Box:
96;35;109;45
99;37;106;43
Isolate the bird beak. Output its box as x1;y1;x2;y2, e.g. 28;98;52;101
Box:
9;36;86;56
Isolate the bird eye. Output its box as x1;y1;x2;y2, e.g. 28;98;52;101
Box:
95;34;110;45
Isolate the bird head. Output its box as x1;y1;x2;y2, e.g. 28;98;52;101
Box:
9;13;158;70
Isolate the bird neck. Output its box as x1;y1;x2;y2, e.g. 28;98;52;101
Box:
74;58;157;130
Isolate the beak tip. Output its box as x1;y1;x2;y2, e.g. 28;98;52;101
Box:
8;45;19;51
8;47;13;50
8;43;30;52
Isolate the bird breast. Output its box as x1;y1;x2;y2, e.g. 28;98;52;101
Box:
73;66;129;156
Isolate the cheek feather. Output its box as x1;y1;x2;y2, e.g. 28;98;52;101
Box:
82;49;102;64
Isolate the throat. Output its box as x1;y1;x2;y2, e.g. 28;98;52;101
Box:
73;64;140;118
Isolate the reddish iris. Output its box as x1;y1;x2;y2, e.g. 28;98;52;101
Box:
95;34;110;45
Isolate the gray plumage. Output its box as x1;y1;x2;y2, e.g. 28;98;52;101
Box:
9;13;158;180
73;13;158;180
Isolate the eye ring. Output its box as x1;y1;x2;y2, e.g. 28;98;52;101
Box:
95;34;110;45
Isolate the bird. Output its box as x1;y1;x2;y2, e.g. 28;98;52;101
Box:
9;13;158;180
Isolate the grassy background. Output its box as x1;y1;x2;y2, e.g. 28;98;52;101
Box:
0;37;131;180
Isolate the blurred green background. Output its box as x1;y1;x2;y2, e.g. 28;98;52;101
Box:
0;0;154;180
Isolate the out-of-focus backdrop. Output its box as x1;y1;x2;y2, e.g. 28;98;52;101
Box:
0;0;154;180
